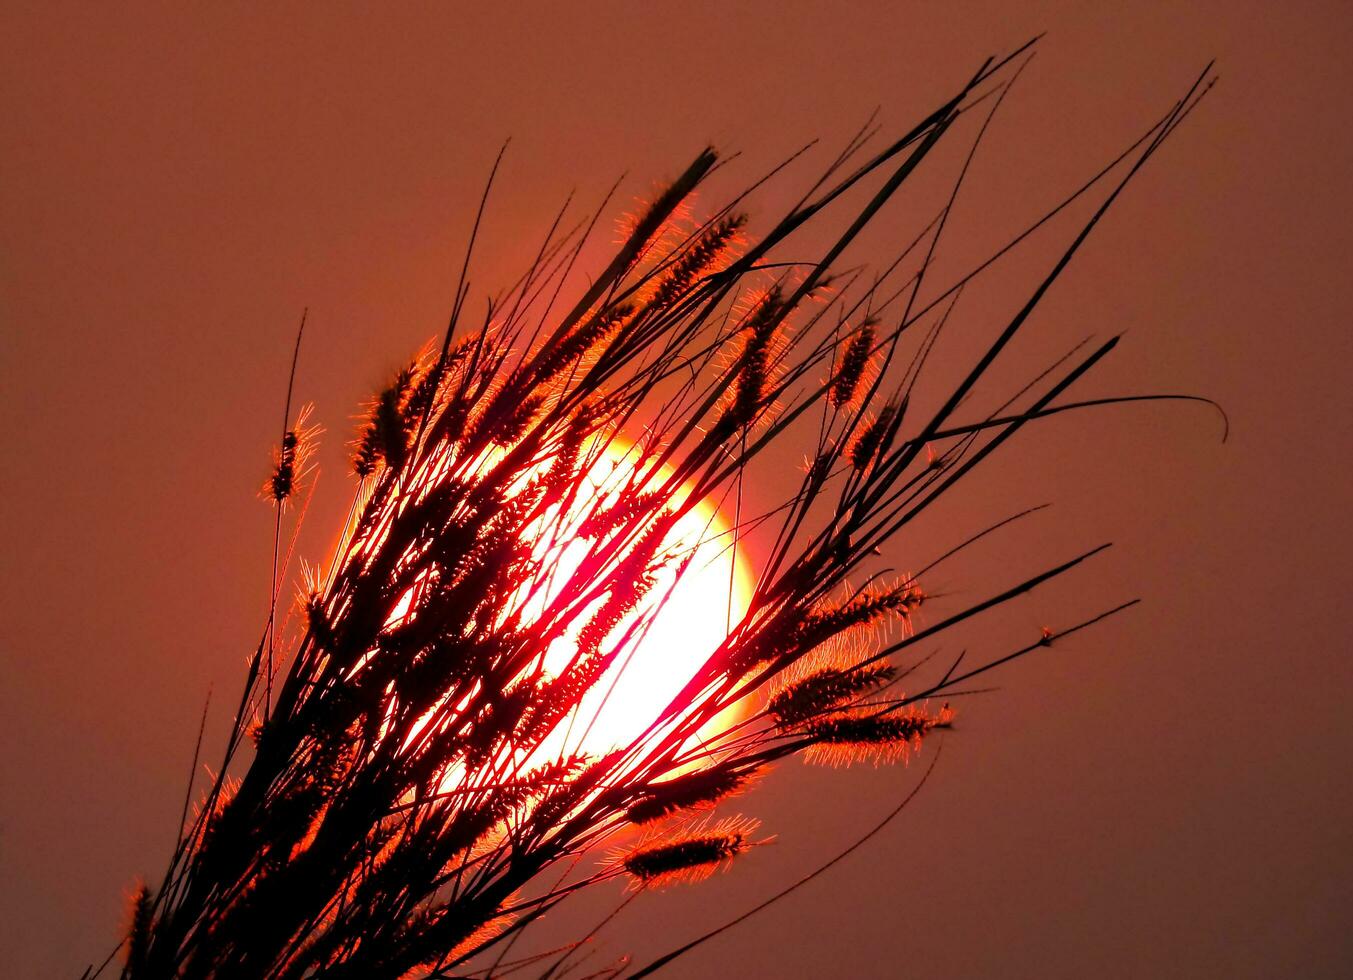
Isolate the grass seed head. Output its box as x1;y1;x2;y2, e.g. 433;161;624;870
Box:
648;214;746;309
263;406;318;505
768;663;897;728
625;765;754;824
805;704;953;767
830;319;877;408
124;882;153;977
619;816;762;888
850;401;898;470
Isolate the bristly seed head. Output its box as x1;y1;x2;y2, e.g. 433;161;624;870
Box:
727;285;784;429
649;214;746;309
625;765;754;824
124;882;153;976
804;704;953;767
768;664;897;728
490;392;544;447
789;582;925;657
533;303;634;385
305;591;338;654
263;406;317;505
352;362;423;476
850;401;898;470
619;816;761;888
830;319;877;408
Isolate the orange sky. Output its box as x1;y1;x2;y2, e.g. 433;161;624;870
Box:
3;3;1351;977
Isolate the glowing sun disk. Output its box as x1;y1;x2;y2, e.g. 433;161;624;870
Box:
386;434;755;780
509;436;755;764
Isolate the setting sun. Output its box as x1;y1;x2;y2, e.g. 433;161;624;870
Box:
383;432;757;776
522;436;756;761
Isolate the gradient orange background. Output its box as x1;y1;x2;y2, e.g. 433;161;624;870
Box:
3;3;1351;977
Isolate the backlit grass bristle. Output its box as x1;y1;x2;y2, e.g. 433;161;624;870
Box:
123;882;153;978
728;285;783;428
768;664;897;728
620;816;762;888
491;392;544;447
544;405;595;498
578;489;661;539
374;381;411;470
790;582;925;655
269;431;300;501
352;363;422;476
849;401;899;470
805;705;953;767
399;354;441;431
830;319;877;407
576;520;669;653
625;765;755;824
649;214;746;308
533;302;633;385
304;591;338;654
263;406;318;505
438;903;518;969
615;148;717;264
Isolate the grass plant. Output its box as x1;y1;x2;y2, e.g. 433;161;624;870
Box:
93;43;1222;979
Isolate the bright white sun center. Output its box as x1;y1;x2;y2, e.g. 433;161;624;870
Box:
386;435;756;777
509;436;755;764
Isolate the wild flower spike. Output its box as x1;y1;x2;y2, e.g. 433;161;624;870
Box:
374;382;410;470
530;751;624;829
352;421;381;477
744;284;783;337
263;407;317;504
305;591;339;654
515;652;612;746
463;681;538;768
399;362;440;432
577;489;661;540
533;303;633;385
807;450;833;487
618;147;718;272
544;405;594;500
576;518;669;653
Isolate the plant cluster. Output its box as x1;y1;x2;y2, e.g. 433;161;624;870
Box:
98;44;1219;979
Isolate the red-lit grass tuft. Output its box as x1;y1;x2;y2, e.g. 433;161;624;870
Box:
91;42;1225;980
618;816;766;889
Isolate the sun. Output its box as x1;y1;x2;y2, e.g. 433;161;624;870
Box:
507;434;756;764
383;432;757;775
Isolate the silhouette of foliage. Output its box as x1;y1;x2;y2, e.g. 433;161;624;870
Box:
93;43;1222;979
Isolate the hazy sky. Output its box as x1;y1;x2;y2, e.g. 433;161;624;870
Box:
3;2;1351;977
